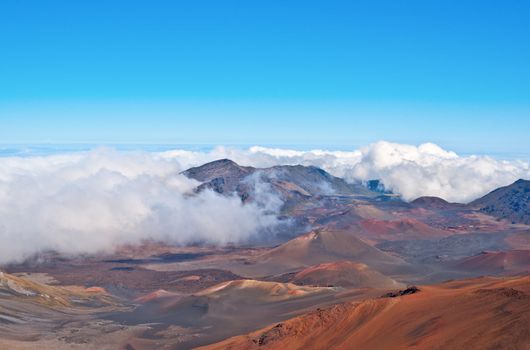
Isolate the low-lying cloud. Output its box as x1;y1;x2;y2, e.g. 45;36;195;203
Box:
0;150;282;264
1;141;529;264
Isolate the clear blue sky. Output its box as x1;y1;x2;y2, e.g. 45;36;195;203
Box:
1;0;529;153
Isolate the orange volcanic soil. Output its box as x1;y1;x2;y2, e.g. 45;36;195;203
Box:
359;218;446;241
453;250;530;274
290;261;404;289
256;229;411;276
199;275;530;350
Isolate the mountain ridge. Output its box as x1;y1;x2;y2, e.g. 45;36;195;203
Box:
470;179;530;224
182;159;379;203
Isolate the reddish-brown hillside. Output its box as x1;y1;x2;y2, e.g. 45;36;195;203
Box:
358;218;447;241
254;229;411;276
290;261;404;289
452;250;530;274
199;276;530;350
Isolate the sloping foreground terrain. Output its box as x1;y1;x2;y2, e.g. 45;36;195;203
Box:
200;276;530;350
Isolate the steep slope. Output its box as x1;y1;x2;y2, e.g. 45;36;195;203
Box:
200;276;530;350
290;261;404;289
470;179;530;224
182;159;254;196
262;165;369;197
252;229;412;276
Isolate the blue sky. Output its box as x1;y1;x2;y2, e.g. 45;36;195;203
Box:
1;0;529;153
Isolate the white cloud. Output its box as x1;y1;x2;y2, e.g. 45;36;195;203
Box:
0;149;281;264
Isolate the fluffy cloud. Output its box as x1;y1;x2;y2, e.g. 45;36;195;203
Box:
0;149;282;264
344;142;529;202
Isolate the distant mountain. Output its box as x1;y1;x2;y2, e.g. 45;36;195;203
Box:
411;196;464;209
182;159;254;196
253;229;412;276
469;179;530;224
182;159;376;202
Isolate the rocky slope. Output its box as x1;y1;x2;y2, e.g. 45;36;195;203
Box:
199;276;530;350
470;179;530;224
252;229;412;276
182;159;376;202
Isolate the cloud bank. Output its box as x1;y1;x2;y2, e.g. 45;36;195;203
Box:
0;150;281;264
0;141;529;263
160;141;530;203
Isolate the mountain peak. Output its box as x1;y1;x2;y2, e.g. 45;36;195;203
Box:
514;178;530;185
410;196;462;209
209;158;238;166
181;159;252;183
189;158;242;171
